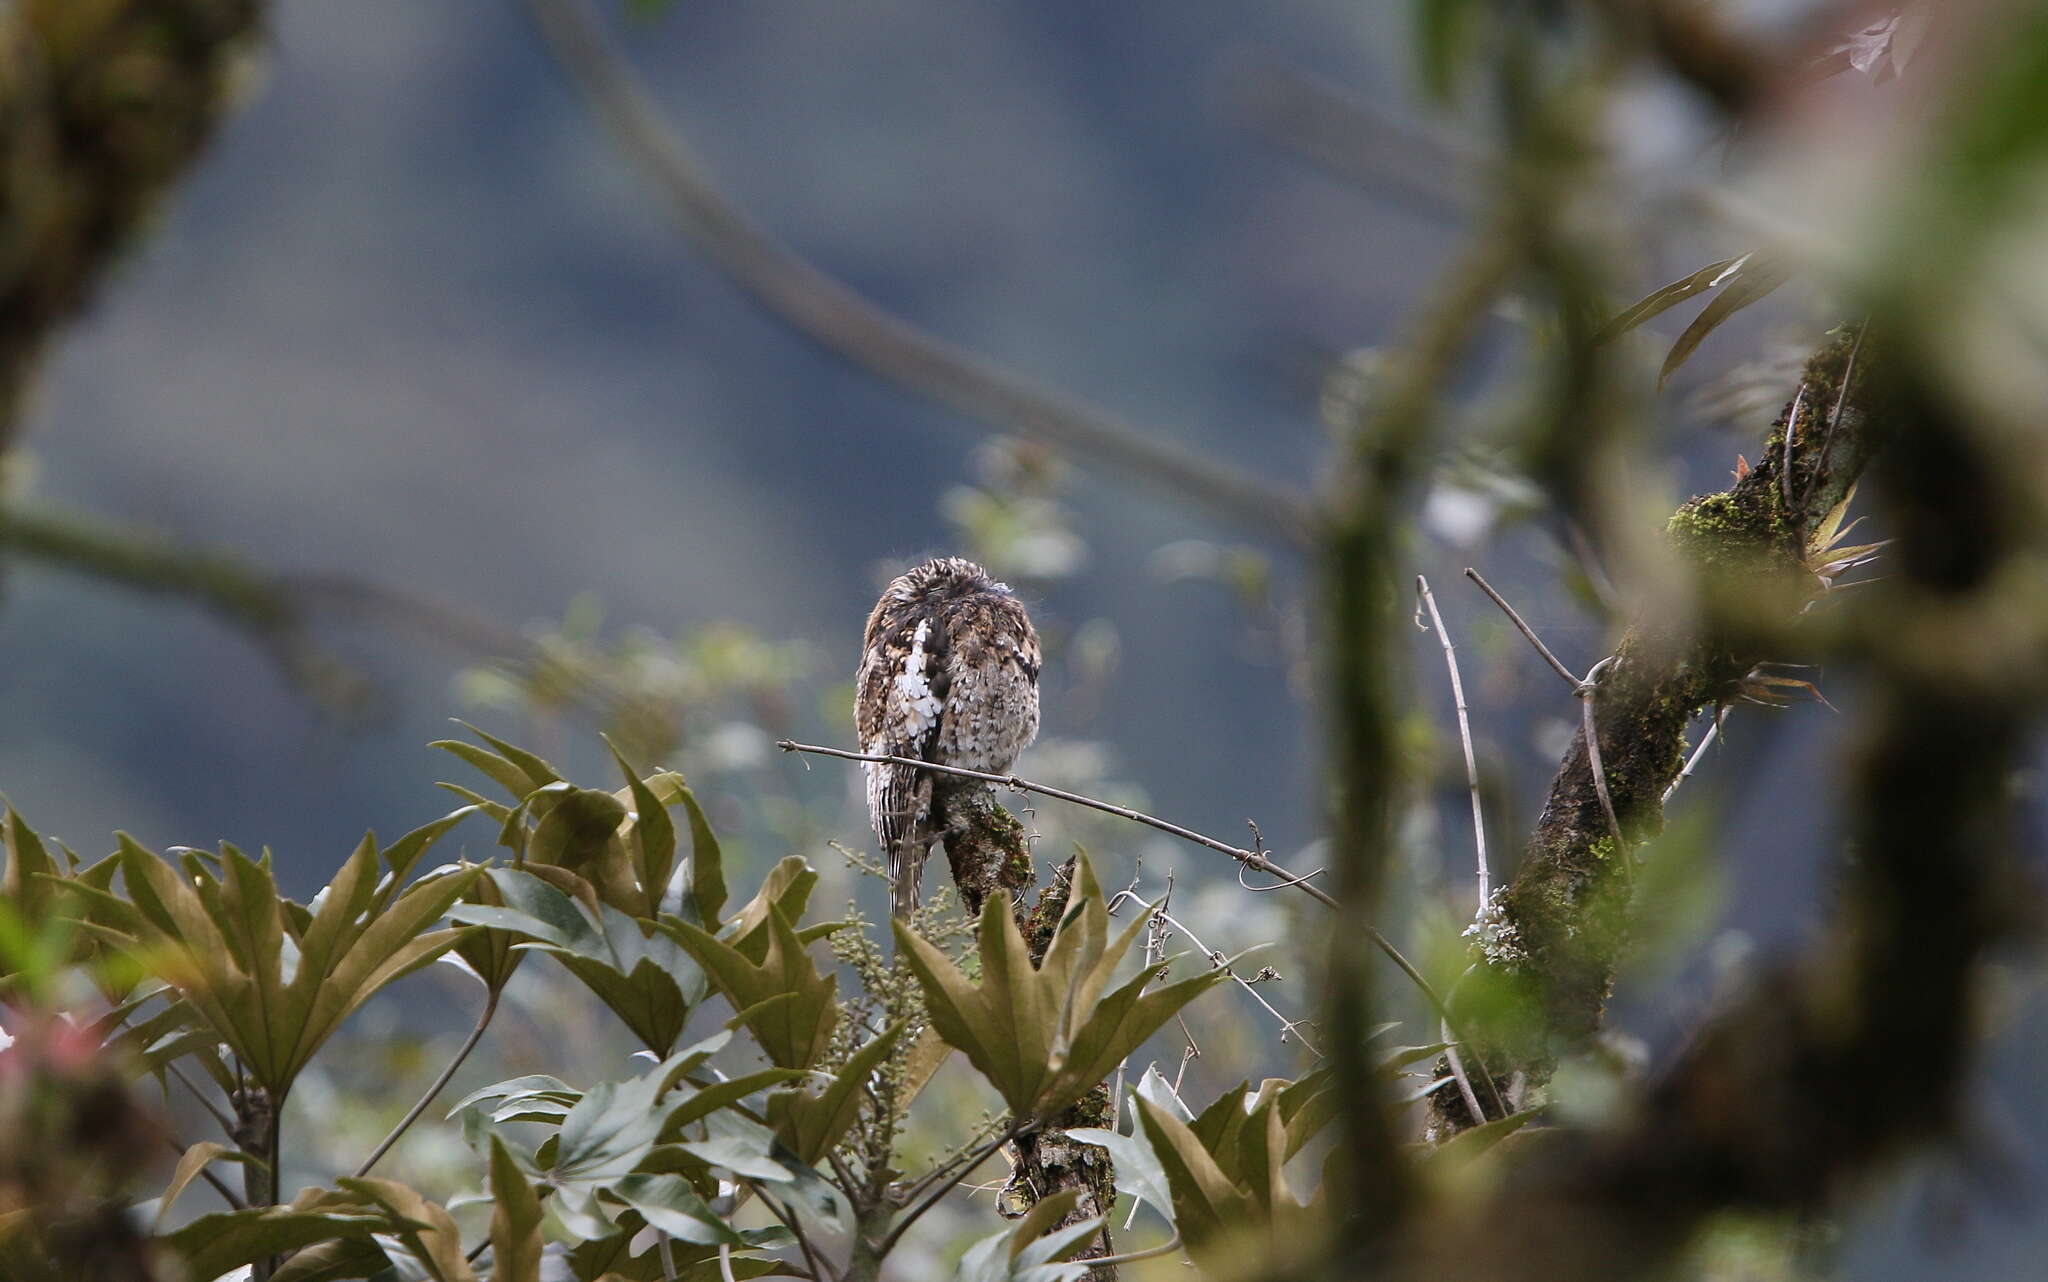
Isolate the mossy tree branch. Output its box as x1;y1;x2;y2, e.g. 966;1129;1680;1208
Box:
0;0;265;439
1397;339;2048;1280
936;790;1119;1273
1440;329;1886;1127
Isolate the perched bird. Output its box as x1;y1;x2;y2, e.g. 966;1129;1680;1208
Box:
856;557;1040;917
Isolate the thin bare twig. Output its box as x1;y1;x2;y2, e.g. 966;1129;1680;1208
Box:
776;740;1335;908
352;990;499;1179
1463;568;1581;687
1663;705;1728;805
1415;575;1489;908
520;0;1312;545
1155;907;1322;1059
876;1122;1028;1259
778;739;1498;1108
1463;571;1628;862
167;1060;239;1139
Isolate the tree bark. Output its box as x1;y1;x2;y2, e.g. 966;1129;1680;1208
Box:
1437;328;1887;1129
941;788;1120;1274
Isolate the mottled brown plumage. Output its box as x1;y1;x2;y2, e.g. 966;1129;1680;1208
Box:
856;557;1040;917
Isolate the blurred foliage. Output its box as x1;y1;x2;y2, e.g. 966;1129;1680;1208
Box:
5;0;2048;1279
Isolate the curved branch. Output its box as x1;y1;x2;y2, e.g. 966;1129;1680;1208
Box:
351;989;499;1179
518;0;1312;546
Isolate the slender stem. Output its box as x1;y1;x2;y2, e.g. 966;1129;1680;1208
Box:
895;1116;1012;1209
1154;907;1322;1058
1416;575;1490;908
1463;568;1582;687
876;1123;1026;1260
1438;1032;1489;1125
1663;706;1727;805
717;1242;737;1282
167;1059;239;1138
658;1233;679;1282
1086;1231;1182;1269
747;1181;834;1282
352;989;500;1179
776;740;1336;909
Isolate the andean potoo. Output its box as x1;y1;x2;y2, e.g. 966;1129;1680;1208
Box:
856;557;1040;917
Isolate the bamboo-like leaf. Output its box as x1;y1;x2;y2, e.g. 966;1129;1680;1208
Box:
1596;254;1747;342
1660;255;1795;385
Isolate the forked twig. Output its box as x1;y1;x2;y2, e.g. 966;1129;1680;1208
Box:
1462;568;1580;688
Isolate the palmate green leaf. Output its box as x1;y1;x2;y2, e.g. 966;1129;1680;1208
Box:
1133;1094;1259;1253
1185;1070;1336;1192
677;1110;849;1232
537;1046;724;1197
952;1188;1099;1282
767;1020;905;1163
567;1230;785;1282
433;723;563;803
896;850;1228;1120
529;785;632;893
660;775;728;928
449;867;708;1055
716;856;816;959
82;826;480;1095
607;739;676;919
340;1177;476;1282
449;862;525;994
671;903;839;1070
163;1193;396;1282
1064;1115;1173;1227
605;1173;746;1246
489;1134;545;1282
2;803;59;918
